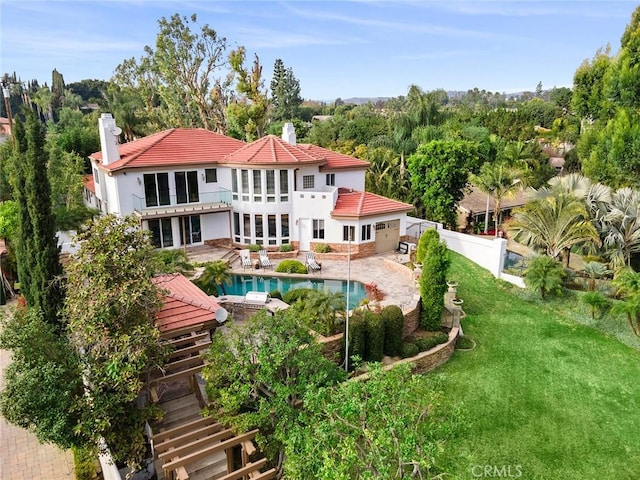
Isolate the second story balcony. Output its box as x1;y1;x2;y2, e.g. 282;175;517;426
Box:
133;189;232;219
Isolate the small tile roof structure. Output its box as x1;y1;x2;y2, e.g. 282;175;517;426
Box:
152;273;224;335
458;185;527;214
83;174;95;194
91;128;246;172
332;189;414;218
221;135;325;166
299;144;369;170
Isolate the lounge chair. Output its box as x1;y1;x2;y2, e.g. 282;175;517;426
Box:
259;249;273;269
239;249;252;271
305;252;322;273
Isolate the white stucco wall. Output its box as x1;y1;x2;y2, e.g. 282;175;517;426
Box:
333;169;366;191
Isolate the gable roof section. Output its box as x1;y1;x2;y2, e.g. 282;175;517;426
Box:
152;273;223;333
221;135;325;166
332;189;414;219
83;174;95;194
299;144;369;171
91;128;246;172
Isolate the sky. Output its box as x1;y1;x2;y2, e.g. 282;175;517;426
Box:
1;1;638;101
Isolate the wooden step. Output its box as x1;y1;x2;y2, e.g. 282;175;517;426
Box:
216;459;268;480
167;332;209;348
170;342;212;360
159;428;235;462
152;415;213;444
186;454;227;480
155;422;223;454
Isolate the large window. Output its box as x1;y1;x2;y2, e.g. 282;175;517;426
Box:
361;224;372;241
93;167;100;184
205;168;217;183
148;218;173;248
280;170;289;202
178;215;201;245
303;175;315;189
175;171;199;204
143;173;170;207
231;169;238;200
326;173;335;186
313;219;325;239
266;170;276;203
233;212;240;242
268;215;277;245
255;214;264;244
343;225;355;242
281;214;289;243
243;214;251;243
253;170;262;202
241;170;249;201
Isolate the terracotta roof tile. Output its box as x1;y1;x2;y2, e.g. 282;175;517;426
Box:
222;135;325;166
91;128;245;172
332;190;413;218
152;274;223;333
83;174;95;194
299;144;369;170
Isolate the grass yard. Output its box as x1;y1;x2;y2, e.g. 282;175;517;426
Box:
438;253;640;480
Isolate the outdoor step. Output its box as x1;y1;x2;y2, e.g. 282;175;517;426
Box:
152;415;216;443
187;455;227;480
155;422;223;454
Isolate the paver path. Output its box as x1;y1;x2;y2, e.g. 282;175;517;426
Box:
0;302;75;479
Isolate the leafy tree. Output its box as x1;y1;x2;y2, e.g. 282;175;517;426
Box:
227;47;269;140
270;58;302;121
600;187;640;269
418;230;450;330
605;6;640;111
0;306;83;448
203;308;346;475
407;139;479;227
0;200;19;240
66;78;110;102
523;255;565;299
470;162;521;236
64;215;167;469
11;111;64;328
284;363;465;479
195;259;231;295
151;248;194;275
582;291;610;319
294;289;345;336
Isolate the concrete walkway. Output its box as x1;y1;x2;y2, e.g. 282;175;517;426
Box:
0;301;75;480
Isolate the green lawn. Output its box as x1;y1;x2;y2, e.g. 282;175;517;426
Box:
438;253;640;480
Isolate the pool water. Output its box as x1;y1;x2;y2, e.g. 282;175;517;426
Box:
504;250;526;271
222;274;367;309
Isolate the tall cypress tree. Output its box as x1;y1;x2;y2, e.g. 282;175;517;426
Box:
12;111;63;326
270;58;302;121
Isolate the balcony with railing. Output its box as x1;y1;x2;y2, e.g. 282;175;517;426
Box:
132;189;232;218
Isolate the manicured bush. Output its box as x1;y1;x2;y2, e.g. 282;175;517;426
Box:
414;332;449;352
275;259;308;274
455;335;474;350
279;243;293;252
248;244;261;252
524;255;565;298
400;342;419;359
315;243;331;253
381;305;404;356
363;310;385;362
269;289;283;300
344;311;367;368
282;288;314;304
419;230;450;330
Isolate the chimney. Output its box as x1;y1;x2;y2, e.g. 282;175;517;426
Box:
282;122;296;145
98;113;121;165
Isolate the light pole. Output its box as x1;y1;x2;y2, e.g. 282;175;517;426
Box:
2;80;14;147
344;229;352;372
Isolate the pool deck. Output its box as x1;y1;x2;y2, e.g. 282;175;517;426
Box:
187;246;420;311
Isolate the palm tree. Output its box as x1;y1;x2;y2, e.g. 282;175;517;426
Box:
152;249;194;275
601;187;640;269
470;162;521;235
197;260;232;295
612;268;640;336
508;193;600;267
523;255;565;298
296;290;346;336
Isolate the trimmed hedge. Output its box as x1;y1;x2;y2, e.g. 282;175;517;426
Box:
282;288;314;304
275;260;308;274
401;343;419;359
315;243;331;253
248;244;261;252
344;311;367;368
419;230;450;331
269;289;283;300
364;310;384;362
381;305;404;357
279;243;294;252
414;332;449;352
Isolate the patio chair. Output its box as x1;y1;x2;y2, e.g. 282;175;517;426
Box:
305;252;322;273
259;249;273;269
239;249;252;271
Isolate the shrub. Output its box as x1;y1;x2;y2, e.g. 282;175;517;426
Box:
414;332;449;352
269;289;283;300
282;288;314;304
73;445;98;480
275;259;308;274
363;310;384;362
419;230;450;330
582;291;610;319
400;343;419;358
381;305;404;357
455;335;474;350
345;311;367;368
524;255;566;298
248;244;261;253
279;243;294;252
315;243;331;253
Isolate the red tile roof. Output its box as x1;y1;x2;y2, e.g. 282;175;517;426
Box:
332;189;414;218
299;144;369;170
91;128;245;172
221;135;325;166
83;174;95;194
152;273;223;333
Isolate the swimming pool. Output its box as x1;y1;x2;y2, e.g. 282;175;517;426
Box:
222;274;368;309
